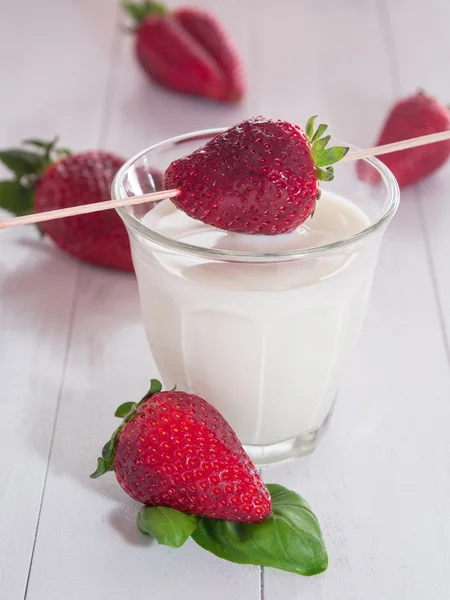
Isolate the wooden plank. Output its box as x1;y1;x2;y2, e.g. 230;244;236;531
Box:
0;227;79;600
25;1;262;598
259;0;450;598
264;193;450;598
0;0;119;150
0;1;118;598
378;0;450;349
25;267;260;600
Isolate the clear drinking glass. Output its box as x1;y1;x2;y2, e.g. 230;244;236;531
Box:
113;129;399;466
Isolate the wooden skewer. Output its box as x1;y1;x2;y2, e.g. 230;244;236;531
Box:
0;189;180;230
342;129;450;162
1;129;450;230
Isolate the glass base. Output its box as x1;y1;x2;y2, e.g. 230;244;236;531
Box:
243;409;333;467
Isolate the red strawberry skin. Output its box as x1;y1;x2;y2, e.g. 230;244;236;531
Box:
35;152;133;271
173;7;244;103
135;8;244;103
113;391;271;523
358;91;450;187
165;116;319;234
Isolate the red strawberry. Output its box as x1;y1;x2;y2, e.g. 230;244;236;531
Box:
0;138;155;271
123;2;244;103
91;380;271;523
165;116;348;235
357;90;450;187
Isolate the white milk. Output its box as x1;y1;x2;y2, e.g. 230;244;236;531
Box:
130;192;377;447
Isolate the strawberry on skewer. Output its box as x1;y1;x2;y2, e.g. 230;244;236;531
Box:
165;115;348;235
7;113;449;233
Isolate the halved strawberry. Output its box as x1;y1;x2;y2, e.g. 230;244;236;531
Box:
123;2;244;102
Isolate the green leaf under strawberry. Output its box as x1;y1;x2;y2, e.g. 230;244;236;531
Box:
137;484;328;576
137;506;199;549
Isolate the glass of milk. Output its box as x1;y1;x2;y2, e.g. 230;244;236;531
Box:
113;129;399;466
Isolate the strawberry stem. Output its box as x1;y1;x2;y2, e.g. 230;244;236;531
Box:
122;1;167;27
304;116;349;182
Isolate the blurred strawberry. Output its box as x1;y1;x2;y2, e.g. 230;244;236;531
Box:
0;138;133;270
358;91;450;187
123;1;244;103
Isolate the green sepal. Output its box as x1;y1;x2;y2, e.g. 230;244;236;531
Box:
122;1;167;27
55;149;72;160
136;378;162;408
102;429;120;460
23;138;55;150
305;116;349;182
311;123;328;143
312;135;331;157
22;139;52;149
0;149;45;180
90;456;114;478
90;426;122;478
90;378;164;479
0;136;70;221
0;180;34;216
90;458;108;478
22;137;71;162
150;378;163;393
315;166;335;182
115;402;136;418
305;115;317;140
314;146;348;168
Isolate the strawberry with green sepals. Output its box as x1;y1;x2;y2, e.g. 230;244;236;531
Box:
123;1;244;103
91;380;272;523
0;138;140;271
164;116;348;235
92;381;329;575
357;90;450;187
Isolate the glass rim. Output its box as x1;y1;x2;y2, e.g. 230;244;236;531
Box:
113;128;400;262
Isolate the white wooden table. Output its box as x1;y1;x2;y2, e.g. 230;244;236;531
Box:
1;1;450;598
